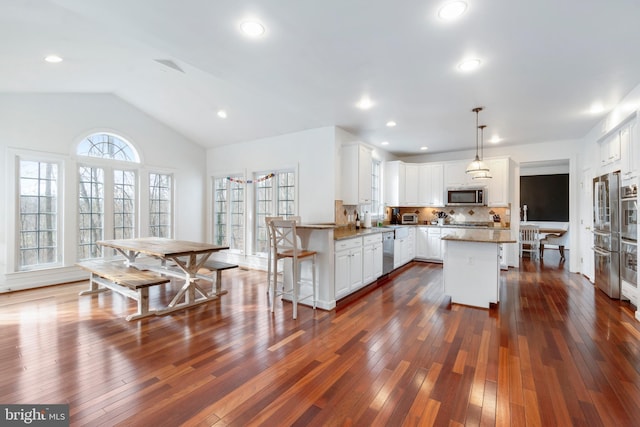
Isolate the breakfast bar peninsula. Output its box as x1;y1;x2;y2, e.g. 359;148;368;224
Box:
441;228;516;308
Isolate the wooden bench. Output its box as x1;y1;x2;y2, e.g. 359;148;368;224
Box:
77;260;170;321
201;260;238;296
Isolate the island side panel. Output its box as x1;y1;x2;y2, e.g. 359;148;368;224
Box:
282;227;336;310
443;240;500;308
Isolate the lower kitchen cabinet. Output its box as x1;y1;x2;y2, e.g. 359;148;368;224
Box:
335;237;363;299
499;244;508;270
416;226;444;261
363;234;383;285
394;228;416;268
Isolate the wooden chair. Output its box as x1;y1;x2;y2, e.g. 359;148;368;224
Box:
269;218;316;319
265;216;283;293
519;225;540;260
540;225;569;260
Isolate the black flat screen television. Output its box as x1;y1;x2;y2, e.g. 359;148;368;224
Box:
520;174;569;221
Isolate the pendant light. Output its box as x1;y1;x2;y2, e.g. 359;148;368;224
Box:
472;124;493;180
465;107;490;175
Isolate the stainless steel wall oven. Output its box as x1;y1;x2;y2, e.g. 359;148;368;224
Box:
620;183;637;300
621;184;637;241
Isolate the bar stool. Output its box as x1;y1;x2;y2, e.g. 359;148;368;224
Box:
269;218;316;319
265;216;283;293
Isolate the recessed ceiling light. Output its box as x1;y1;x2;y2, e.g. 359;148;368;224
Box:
420;146;428;151
590;103;604;114
44;55;63;63
438;1;468;21
381;141;389;146
356;97;374;110
240;20;265;37
458;58;481;72
217;110;227;119
386;120;397;127
489;135;501;144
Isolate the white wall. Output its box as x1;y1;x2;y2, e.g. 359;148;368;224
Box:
0;93;206;291
207;126;338;225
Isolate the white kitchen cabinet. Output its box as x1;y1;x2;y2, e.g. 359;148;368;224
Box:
417;226;443;261
342;144;372;205
621;121;638;181
406;227;416;261
394;236;407;269
416;227;429;258
405;164;419;205
419;163;444;206
486;157;509;207
363;234;383;285
427;228;443;260
394;228;415;268
599;130;621;166
444;160;474;188
384;161;406;206
334;237;363;299
499;244;508;270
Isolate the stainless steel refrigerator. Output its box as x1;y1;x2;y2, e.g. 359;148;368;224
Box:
593;171;621;298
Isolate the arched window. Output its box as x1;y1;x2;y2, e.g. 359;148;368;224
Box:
76;133;140;259
77;133;139;163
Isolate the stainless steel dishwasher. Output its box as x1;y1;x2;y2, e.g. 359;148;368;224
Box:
382;231;395;274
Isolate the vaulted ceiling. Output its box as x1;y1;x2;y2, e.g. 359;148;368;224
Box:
2;0;639;155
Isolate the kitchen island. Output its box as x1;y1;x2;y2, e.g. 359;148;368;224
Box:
441;228;516;308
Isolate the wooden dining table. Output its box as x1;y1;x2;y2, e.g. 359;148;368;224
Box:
98;237;229;315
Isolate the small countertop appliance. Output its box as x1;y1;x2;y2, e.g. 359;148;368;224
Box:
401;213;419;224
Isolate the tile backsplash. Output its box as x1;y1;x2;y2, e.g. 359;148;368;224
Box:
335;200;510;228
335;200;359;226
385;205;511;227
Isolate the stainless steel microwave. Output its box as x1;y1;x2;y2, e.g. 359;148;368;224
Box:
447;187;486;206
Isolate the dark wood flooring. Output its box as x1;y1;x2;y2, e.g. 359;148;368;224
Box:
1;250;640;426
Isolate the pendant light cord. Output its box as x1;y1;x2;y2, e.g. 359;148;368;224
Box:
472;107;483;161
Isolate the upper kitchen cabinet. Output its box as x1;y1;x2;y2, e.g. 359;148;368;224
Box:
599;130;621;167
620;115;638;181
418;163;444;206
342;144;372;205
598;111;638;178
485;157;510;207
444;160;474;188
384;161;406;206
385;161;440;206
404;164;419;205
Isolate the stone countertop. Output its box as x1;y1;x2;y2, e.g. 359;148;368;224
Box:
296;223;339;230
415;223;511;230
440;228;517;243
334;226;388;240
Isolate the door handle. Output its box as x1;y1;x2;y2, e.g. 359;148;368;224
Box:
592;247;611;256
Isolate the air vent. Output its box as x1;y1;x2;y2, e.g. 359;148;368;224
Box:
154;59;184;73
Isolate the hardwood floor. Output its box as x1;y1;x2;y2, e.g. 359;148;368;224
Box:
2;251;640;426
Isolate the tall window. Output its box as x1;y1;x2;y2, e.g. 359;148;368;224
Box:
18;160;59;269
113;170;136;239
78;166;104;259
77;133;140;259
371;160;381;217
213;176;244;252
149;173;173;238
255;171;296;253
